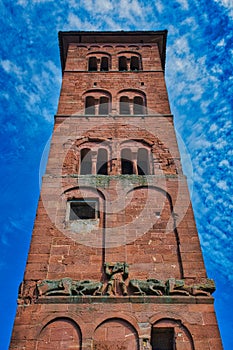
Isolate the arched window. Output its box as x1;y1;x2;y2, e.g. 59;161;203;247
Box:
100;57;109;71
133;96;144;115
137;148;149;175
130;56;140;71
85;96;95;115
88;57;97;71
80;148;92;174
99;96;109;115
97;148;108;175
121;148;134;174
120;96;130;115
119;56;127;71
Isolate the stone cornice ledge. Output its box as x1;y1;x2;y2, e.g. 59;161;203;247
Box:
35;295;214;305
54;114;174;119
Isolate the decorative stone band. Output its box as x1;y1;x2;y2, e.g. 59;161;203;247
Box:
17;276;215;305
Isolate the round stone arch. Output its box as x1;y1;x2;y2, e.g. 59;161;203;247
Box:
62;136;112;175
81;89;112;116
93;317;140;350
150;317;195;350
56;185;107;248
36;316;82;350
125;185;183;279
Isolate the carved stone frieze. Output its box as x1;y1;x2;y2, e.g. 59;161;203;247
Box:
165;278;216;296
129;279;165;296
17;274;215;303
129;277;215;297
36;278;103;297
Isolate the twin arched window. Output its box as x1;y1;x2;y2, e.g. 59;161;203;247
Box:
119;96;145;115
80;148;108;175
121;148;150;175
119;55;140;71
85;96;110;115
88;56;109;71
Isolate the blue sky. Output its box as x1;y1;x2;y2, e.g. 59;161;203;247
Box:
0;0;232;348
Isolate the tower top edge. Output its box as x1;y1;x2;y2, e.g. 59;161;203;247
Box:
58;30;168;73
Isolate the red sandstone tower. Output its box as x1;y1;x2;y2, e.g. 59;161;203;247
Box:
10;31;223;350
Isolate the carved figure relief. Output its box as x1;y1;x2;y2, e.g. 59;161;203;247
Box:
37;278;103;297
129;278;215;297
129;279;165;296
17;280;37;305
104;262;129;296
166;278;216;296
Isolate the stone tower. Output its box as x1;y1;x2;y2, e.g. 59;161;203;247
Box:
10;31;223;350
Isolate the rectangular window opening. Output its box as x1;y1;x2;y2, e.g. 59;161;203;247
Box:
151;327;174;350
68;199;99;220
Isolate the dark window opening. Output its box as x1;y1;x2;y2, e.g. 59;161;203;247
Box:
120;96;130;114
100;57;109;71
97;148;108;175
121;148;134;174
119;56;127;71
130;56;140;71
133;96;144;115
99;96;109;115
151;327;174;350
80;148;92;174
69;200;98;220
88;57;97;71
137;148;149;175
85;96;95;115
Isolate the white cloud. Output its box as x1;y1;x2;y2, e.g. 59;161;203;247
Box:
155;0;164;13
176;0;189;10
209;123;218;132
17;0;53;5
214;139;227;150
211;64;224;75
219;159;230;167
66;13;99;31
217;38;226;47
216;180;228;190
0;59;23;79
2;92;10;100
181;16;198;30
174;37;190;55
117;0;145;23
95;0;113;12
80;0;113;13
214;0;233;18
79;0;93;12
67;13;82;29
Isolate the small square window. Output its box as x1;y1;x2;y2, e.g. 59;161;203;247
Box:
68;199;98;220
